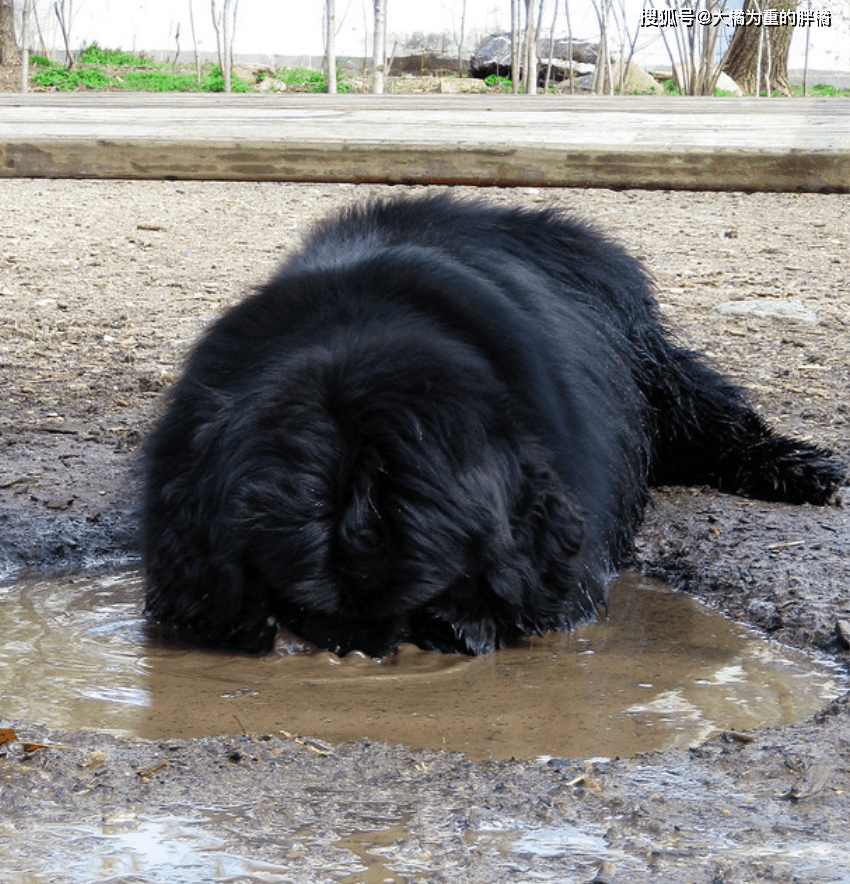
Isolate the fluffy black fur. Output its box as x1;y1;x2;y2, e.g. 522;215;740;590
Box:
142;195;845;657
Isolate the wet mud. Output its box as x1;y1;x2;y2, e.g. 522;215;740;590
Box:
1;180;848;883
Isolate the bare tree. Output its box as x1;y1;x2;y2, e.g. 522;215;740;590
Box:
564;0;576;94
172;22;181;72
455;0;467;76
189;0;201;85
372;0;386;94
589;0;614;94
510;0;521;92
650;0;729;95
361;0;369;76
325;0;337;93
800;0;811;95
20;0;31;90
609;0;643;92
31;0;48;57
522;0;538;95
387;37;398;77
211;0;238;92
543;0;558;92
54;0;75;69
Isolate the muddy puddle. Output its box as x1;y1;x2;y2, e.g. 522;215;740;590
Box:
1;571;844;762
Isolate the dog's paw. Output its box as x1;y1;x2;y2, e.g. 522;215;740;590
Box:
733;437;846;505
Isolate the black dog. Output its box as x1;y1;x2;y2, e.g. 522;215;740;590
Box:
141;195;844;657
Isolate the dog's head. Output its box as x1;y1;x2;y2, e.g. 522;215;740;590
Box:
220;320;595;657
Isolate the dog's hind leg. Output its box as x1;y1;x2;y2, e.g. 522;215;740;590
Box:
639;339;845;505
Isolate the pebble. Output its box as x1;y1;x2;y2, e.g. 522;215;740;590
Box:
714;298;820;324
79;750;107;769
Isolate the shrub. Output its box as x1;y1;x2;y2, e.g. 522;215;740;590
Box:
484;74;513;92
80;43;149;66
31;67;112;90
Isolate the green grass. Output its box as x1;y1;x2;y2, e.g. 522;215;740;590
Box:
31;66;113;91
276;67;326;90
114;70;199;92
30;50;252;93
483;75;517;93
661;78;849;98
79;42;149;67
790;83;850;97
203;67;252;93
30;49;347;94
116;67;251;93
481;75;558;94
272;66;352;93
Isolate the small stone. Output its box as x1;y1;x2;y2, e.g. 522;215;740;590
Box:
79;750;106;769
715;299;819;324
836;619;850;649
44;498;75;511
257;77;287;93
592;860;616;883
438;77;488;94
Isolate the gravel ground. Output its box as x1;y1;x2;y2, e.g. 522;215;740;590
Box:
1;180;848;883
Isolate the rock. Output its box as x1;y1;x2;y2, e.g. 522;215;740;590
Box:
555;64;596;93
715;299;820;324
438;77;488;94
469;33;598;80
716;71;744;96
837;619;850;649
545;38;598;65
609;60;664;94
44;497;75;511
229;64;257;83
230;64;273;84
79;750;107;769
256;76;287;93
541;58;593;84
469;33;513;78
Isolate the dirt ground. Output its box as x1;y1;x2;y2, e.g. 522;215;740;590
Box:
1;180;849;882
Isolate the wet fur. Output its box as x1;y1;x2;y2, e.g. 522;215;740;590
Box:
142;195;845;656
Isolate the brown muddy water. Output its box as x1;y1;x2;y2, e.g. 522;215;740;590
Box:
1;571;844;761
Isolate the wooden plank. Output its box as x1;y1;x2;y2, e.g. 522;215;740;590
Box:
1;93;847;192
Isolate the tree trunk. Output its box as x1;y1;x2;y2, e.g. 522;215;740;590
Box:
456;0;466;76
222;0;232;93
723;0;796;95
510;0;520;93
326;0;336;93
0;0;17;66
189;0;201;85
372;0;386;94
522;0;537;96
20;0;29;91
